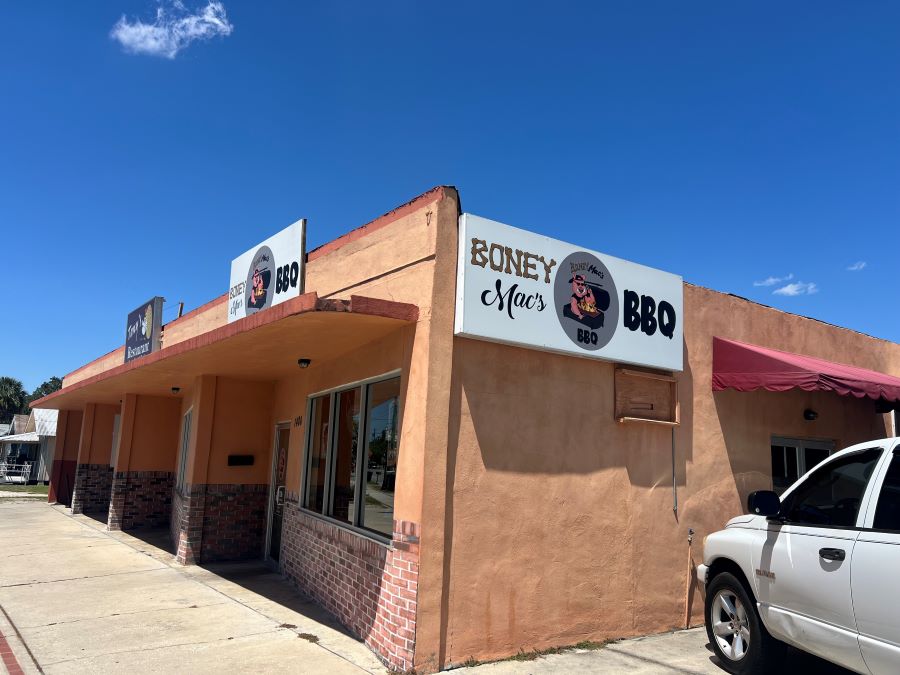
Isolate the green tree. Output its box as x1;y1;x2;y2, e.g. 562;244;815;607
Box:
28;377;63;406
0;377;28;424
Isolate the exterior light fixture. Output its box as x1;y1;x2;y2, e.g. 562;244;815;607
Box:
803;408;818;421
298;358;312;368
171;387;181;394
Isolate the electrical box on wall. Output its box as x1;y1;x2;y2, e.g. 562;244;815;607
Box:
227;454;255;466
614;368;679;426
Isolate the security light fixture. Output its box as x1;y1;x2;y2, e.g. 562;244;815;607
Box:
803;408;818;421
298;358;312;369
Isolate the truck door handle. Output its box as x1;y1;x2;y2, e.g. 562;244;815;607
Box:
819;547;845;562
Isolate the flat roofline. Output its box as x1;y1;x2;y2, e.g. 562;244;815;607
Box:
62;186;455;385
39;293;418;409
685;282;899;348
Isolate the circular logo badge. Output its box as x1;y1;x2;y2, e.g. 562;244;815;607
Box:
553;252;618;351
245;245;275;315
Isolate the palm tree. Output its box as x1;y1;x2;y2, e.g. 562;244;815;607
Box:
0;377;28;424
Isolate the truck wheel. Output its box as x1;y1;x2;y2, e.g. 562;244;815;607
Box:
704;571;783;674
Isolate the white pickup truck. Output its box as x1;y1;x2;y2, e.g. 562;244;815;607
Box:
698;438;900;674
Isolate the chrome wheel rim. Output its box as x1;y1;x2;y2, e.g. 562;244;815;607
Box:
711;589;751;661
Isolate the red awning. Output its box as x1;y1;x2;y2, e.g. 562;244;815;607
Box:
712;337;900;403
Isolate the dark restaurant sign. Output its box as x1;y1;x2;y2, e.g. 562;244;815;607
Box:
125;296;164;363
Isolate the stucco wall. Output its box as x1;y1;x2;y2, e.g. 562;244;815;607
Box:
430;283;900;666
63;349;125;388
116;394;182;473
161;295;229;349
78;403;119;465
207;377;275;485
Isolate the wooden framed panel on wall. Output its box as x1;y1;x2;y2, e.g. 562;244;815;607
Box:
615;368;679;426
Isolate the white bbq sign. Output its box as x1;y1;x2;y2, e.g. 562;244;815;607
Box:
454;214;683;371
228;219;306;323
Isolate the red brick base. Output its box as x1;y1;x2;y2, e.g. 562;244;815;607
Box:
71;463;113;515
280;496;420;670
171;483;268;564
107;471;174;530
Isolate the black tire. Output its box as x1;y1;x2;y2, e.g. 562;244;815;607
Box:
704;571;785;674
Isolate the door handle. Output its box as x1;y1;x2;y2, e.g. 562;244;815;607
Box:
819;547;845;562
275;486;285;506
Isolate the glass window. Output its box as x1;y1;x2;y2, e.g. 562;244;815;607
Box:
176;410;192;491
304;395;331;513
803;446;829;472
360;377;401;537
330;388;361;524
873;455;900;531
770;438;834;495
771;445;797;493
781;448;883;527
300;375;402;540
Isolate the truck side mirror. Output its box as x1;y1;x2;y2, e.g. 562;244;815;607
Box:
747;490;781;517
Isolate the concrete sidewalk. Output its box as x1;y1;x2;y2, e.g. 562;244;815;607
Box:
0;501;387;675
0;501;851;675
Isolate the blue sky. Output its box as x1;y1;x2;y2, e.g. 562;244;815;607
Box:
1;1;898;391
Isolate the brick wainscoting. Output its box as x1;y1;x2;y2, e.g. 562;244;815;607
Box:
280;498;420;670
71;463;113;515
171;484;269;564
108;471;174;531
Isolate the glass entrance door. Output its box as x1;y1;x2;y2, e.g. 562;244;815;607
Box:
268;425;290;561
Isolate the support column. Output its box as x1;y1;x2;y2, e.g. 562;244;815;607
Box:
48;410;83;507
71;403;118;515
172;375;215;565
171;375;272;565
108;393;181;531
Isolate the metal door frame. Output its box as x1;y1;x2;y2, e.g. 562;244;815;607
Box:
264;421;292;565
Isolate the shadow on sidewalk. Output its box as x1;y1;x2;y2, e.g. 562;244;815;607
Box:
199;560;358;639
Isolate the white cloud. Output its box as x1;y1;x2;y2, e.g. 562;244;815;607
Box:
754;273;793;287
773;281;819;297
111;1;233;59
846;261;867;272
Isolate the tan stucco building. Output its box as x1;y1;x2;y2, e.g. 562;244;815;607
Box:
35;186;900;671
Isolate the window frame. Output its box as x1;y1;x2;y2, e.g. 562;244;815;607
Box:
770;436;835;494
300;370;402;544
175;408;193;492
777;445;888;530
860;441;900;534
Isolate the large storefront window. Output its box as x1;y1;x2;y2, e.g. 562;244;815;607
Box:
331;388;361;525
301;373;402;540
361;377;401;536
304;395;332;513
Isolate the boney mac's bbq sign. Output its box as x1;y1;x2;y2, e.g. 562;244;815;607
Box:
454;214;683;371
228;219;306;323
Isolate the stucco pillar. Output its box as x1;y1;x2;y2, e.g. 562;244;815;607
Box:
48;410;82;507
170;375;272;566
410;189;460;672
171;375;216;565
107;393;181;531
71;403;118;515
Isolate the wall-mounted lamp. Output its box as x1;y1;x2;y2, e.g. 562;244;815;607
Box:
803;408;818;421
297;358;312;369
171;387;181;394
